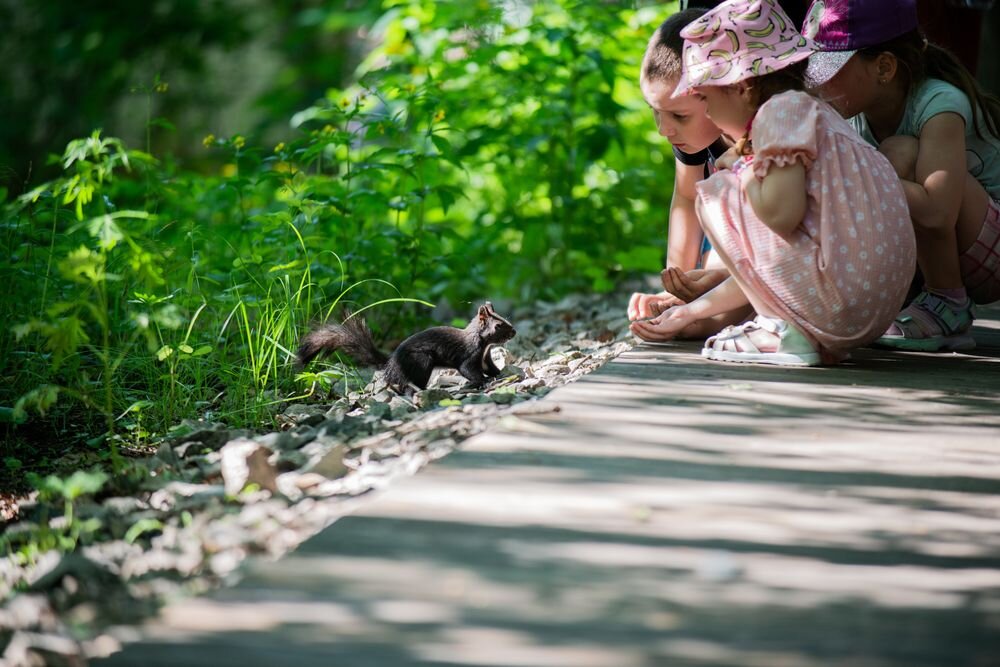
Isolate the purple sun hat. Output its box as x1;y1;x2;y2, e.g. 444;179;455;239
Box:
673;0;818;97
802;0;918;87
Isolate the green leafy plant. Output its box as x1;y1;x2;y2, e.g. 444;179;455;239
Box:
11;133;162;443
347;0;672;298
1;470;108;566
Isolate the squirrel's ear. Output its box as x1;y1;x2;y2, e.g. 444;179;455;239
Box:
477;304;490;321
484;301;494;313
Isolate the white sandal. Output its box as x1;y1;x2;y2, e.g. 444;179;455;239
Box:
702;315;821;367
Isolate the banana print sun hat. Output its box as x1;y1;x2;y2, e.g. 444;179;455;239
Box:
673;0;818;97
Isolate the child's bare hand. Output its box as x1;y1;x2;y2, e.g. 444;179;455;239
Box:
628;292;684;321
714;146;742;171
660;267;730;302
629;305;695;342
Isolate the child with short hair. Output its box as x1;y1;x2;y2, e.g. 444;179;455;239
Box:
804;0;1000;351
630;0;916;366
628;8;752;336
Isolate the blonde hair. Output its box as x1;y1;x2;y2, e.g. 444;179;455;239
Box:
735;61;809;155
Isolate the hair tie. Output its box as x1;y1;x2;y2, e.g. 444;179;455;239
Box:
734;133;753;156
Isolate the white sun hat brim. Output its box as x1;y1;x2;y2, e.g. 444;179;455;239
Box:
805;49;856;88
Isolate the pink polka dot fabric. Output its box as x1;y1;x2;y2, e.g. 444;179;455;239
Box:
696;91;916;363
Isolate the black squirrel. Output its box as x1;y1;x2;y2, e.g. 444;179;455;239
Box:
296;302;516;390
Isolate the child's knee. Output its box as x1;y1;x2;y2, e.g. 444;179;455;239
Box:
879;136;919;181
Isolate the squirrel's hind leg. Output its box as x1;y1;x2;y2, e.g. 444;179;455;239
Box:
391;353;433;390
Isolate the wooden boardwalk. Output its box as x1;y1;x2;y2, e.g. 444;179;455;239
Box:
96;307;1000;667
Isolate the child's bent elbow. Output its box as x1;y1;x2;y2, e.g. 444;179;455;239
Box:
752;199;806;237
763;214;803;238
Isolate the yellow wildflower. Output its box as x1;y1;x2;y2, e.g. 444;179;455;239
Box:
232;135;245;150
433;109;446;123
155;82;169;93
340;97;351;109
221;164;238;178
322;124;334;135
202;134;216;148
274;142;286;153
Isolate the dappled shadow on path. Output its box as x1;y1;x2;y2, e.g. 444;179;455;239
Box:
96;508;1000;667
98;423;1000;666
562;334;1000;441
94;314;1000;667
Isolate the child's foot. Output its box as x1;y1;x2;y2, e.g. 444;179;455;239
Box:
702;315;820;366
874;290;976;352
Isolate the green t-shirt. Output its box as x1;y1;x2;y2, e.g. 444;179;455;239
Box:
850;78;1000;201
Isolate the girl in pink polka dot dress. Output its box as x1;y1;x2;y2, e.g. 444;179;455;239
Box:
630;0;916;366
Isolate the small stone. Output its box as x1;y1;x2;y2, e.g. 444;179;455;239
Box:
280;404;327;428
154;440;181;468
517;378;547;391
174;441;204;459
147;482;225;512
101;497;147;516
489;390;516;405
255;431;295;451
595;329;615;343
292;473;328;490
257;424;318;451
219;439;278;497
209;550;243;577
414;388;451;409
166;420;231;449
389;396;415;419
309;444;350;480
501;364;526;380
371;389;394;403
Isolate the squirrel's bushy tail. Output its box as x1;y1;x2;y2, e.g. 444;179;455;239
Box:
296;312;389;368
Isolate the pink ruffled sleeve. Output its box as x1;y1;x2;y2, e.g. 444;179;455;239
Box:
751;91;818;179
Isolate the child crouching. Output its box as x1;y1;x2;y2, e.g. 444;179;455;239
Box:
631;0;916;366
